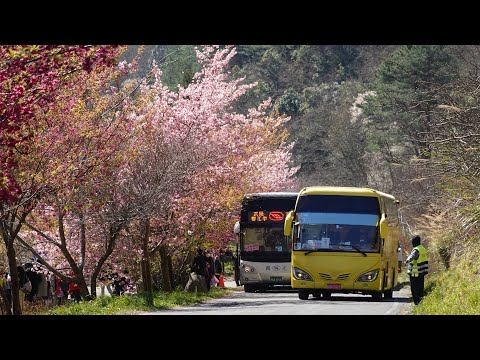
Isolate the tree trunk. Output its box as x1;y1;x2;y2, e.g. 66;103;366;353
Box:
90;250;114;298
75;273;90;300
90;223;122;298
0;225;13;315
159;244;172;292
1;209;28;315
141;218;153;305
0;284;12;315
79;211;86;273
14;231;91;302
90;273;99;299
6;242;21;315
61;261;90;301
167;254;174;289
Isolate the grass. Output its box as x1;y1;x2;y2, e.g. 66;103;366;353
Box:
39;287;233;315
412;259;480;315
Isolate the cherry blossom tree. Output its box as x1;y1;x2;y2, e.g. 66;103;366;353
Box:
0;45;118;203
0;45;120;314
109;46;298;294
17;58;140;300
11;46;298;308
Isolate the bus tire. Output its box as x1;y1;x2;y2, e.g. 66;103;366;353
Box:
383;289;393;299
372;291;382;301
322;291;332;299
298;290;309;300
244;284;256;293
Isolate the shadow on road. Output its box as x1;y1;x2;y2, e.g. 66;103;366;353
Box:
239;284;411;303
245;288;297;294
159;290;411;313
394;280;409;291
307;294;411;303
165;295;302;311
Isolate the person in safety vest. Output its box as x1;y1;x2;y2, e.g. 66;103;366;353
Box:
405;235;429;305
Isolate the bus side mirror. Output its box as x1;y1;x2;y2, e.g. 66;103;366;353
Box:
379;216;387;235
284;211;294;236
233;221;240;235
379;216;388;251
233;221;240;244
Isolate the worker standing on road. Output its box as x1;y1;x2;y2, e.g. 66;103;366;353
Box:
405;235;429;305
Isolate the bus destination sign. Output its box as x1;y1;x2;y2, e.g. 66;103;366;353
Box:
249;211;286;222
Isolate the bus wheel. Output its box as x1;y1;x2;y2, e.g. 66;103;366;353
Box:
383;289;393;299
298;290;309;300
244;284;256;293
322;291;332;299
372;291;382;301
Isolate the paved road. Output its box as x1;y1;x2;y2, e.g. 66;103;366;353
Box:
143;281;413;315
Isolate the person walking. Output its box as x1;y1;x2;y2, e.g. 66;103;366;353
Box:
191;248;207;288
405;235;429;305
24;264;41;302
205;251;215;291
17;266;30;312
214;255;222;287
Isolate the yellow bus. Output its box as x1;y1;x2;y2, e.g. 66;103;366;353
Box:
284;186;399;301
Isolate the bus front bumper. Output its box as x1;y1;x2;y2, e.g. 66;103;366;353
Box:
291;278;382;292
241;271;291;286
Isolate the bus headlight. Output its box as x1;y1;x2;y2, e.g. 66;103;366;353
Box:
356;269;379;282
292;267;313;281
243;265;256;273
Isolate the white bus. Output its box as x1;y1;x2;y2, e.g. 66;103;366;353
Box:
233;192;298;292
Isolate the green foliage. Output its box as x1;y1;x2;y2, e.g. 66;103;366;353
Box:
363;45;458;158
330;45;360;81
228;45;400;188
42;287;232;315
230;45;383;115
160;45;201;90
287;80;372;186
222;260;235;276
231;45;271;66
274;88;302;115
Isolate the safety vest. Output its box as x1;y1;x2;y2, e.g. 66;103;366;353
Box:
408;245;429;277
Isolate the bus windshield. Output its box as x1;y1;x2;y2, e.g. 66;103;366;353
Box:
243;226;290;252
293;195;380;253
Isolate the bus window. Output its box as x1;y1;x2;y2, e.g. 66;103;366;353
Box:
244;228;262;251
244;228;287;252
294;223;379;252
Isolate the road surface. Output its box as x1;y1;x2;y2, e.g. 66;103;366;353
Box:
143;281;413;315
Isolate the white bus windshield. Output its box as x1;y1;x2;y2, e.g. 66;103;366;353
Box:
243;226;290;252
